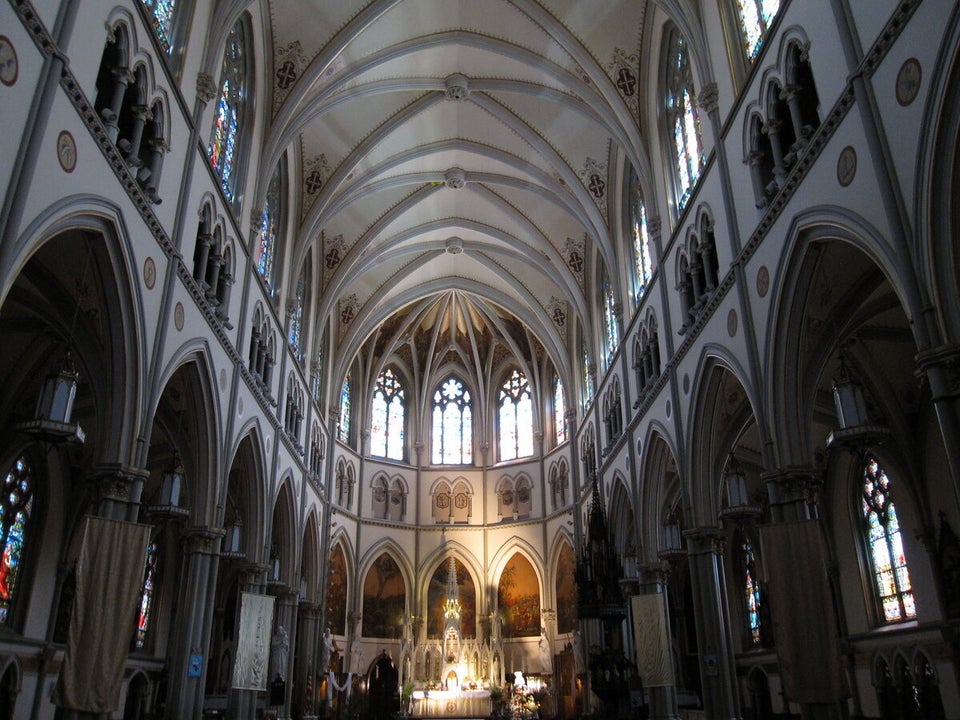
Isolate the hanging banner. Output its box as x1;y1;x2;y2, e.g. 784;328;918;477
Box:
631;593;674;687
232;592;275;690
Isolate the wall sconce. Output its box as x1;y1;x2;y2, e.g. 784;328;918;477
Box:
146;451;190;519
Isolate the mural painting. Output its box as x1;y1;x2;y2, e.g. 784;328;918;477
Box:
326;543;347;635
498;553;541;637
362;552;406;638
555;541;578;634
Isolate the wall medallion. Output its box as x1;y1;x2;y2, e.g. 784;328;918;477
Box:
727;308;738;338
174;301;184;331
837;145;856;187
57;130;77;173
0;36;18;86
143;257;156;289
756;265;770;298
896;57;921;106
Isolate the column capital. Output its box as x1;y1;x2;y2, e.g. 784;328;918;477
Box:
683;527;726;555
763;466;822;511
698;82;720;115
915;343;960;400
196;71;218;103
87;463;149;504
181;525;226;555
637;562;670;589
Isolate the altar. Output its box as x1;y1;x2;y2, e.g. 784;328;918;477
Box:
409;689;492;718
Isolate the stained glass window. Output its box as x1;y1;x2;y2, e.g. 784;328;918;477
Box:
743;539;762;645
432;377;472;465
371;368;405;460
288;274;304;359
554;377;567;444
629;169;654;301
0;455;34;625
499;370;534;461
257;164;281;287
602;273;619;364
135;539;159;649
582;344;594;403
738;0;781;61
862;456;916;623
665;30;704;211
208;21;247;203
140;0;177;53
338;373;351;443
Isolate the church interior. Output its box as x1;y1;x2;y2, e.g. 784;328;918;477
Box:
1;0;959;718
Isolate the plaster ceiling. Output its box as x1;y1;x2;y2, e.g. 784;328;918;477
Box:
264;0;649;378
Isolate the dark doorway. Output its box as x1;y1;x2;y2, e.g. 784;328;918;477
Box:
367;651;399;720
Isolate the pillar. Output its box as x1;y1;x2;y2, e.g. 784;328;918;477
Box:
684;528;740;720
165;526;224;720
298;601;321;719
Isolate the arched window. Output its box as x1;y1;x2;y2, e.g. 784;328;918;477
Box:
432;377;472;465
257;162;282;287
140;0;178;53
134;539;159;649
628;167;654;302
338;373;351;443
208;20;249;205
499;370;533;462
0;455;34;625
371;368;405;460
737;0;781;61
554;376;567;444
742;537;762;646
862;457;916;623
601;272;619;366
664;27;704;212
288;273;305;359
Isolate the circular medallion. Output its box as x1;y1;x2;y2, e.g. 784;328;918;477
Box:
837;145;857;187
665;399;672;419
756;265;770;298
895;57;922;106
220;368;227;389
143;257;156;289
636;438;642;455
727;308;738;337
682;373;690;395
0;36;19;86
57;131;77;173
174;301;184;330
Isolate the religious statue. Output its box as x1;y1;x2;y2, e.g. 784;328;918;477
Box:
271;625;290;681
571;629;585;674
538;628;552;674
319;627;334;672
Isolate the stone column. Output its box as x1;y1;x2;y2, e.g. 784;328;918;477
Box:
636;563;680;720
271;586;299;719
102;67;132;142
683;528;740;720
915;344;960;510
165;526;224;720
298;601;321;719
88;464;149;522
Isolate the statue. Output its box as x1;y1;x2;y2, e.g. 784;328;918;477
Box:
513;670;526;688
539;629;552;675
571;629;585;674
319;627;334;672
271;625;290;681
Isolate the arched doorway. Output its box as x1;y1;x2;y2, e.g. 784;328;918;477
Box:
367;651;399;719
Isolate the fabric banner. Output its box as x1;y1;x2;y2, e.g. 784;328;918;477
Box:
631;593;674;687
53;516;152;712
233;592;275;690
760;520;849;703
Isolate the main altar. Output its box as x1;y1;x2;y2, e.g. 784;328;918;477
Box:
406;557;495;718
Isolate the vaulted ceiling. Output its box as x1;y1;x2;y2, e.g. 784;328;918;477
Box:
260;0;651;383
